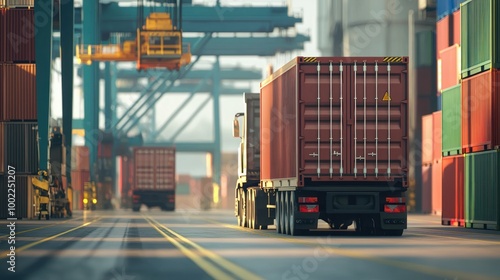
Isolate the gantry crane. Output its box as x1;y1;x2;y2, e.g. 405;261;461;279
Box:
76;0;190;71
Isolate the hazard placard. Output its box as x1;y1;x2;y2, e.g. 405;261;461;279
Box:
382;91;391;101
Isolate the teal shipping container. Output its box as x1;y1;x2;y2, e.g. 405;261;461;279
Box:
441;85;462;156
465;150;500;230
460;0;500;78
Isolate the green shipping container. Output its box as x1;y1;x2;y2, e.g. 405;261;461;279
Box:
465;150;500;230
441;85;462;156
461;0;500;78
416;30;436;68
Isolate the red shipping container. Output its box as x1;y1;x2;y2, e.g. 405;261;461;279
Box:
436;15;451;57
461;69;500;153
452;10;460;46
431;159;442;215
441;155;464;226
133;147;175;191
421;163;432;214
421;114;433;165
71;170;90;210
432;111;442;161
1;64;37;121
98;143;113;158
260;57;408;185
71;146;90;171
438;44;460;92
2;9;35;63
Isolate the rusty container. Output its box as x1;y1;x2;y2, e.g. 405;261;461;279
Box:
2;8;35;63
431;159;442;215
422;114;433;165
438;45;460;92
461;69;500;153
71;146;90;171
0;63;37;121
441;155;465;226
432;111;442;161
260;57;408;187
133;147;176;191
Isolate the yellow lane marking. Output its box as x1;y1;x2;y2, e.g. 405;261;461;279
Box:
145;218;261;279
204;218;498;280
144;217;235;280
0;217;102;259
0;217;84;238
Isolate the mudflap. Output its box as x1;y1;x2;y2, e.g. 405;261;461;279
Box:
379;212;407;230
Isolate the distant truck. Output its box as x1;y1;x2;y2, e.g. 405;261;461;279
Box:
132;147;176;212
233;56;409;236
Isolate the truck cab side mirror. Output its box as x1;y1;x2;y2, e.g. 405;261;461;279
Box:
233;113;244;138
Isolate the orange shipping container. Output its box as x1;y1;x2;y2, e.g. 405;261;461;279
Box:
431;159;442;215
438;45;460;92
461;69;500;153
436;15;451;57
71;146;90;171
421;164;432;214
0;64;37;121
421;114;433;165
432;111;442;161
71;170;90;210
452;10;460;46
442;155;464;227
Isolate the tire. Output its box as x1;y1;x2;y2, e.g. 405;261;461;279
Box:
275;191;281;233
237;188;243;227
132;205;140;212
249;189;255;229
279;192;286;234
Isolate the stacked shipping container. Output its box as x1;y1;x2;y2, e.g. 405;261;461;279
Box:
96;131;114;209
71;146;90;210
459;0;500;230
434;0;500;230
1;3;37;219
434;0;465;225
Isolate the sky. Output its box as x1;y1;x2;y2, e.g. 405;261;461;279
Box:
50;0;319;177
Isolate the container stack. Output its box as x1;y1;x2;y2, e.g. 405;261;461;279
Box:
436;0;466;227
0;1;38;219
96;131;114;209
421;111;443;215
460;0;500;230
71;146;90;210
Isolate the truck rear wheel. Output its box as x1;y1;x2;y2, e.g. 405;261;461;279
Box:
276;191;283;233
237;188;247;227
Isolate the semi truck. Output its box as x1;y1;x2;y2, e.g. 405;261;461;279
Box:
233;56;408;236
132;147;176;212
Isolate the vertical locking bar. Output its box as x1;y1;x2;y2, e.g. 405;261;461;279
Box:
363;62;367;178
317;62;321;177
339;62;343;177
353;62;357;177
387;63;391;176
375;62;379;177
329;62;333;177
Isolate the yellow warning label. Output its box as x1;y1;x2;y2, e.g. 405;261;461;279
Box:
383;57;403;63
303;57;318;63
382;91;391;101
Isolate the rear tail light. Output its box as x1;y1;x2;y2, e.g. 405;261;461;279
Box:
132;195;140;202
299;205;319;213
298;197;318;203
384;204;406;213
386;197;405;203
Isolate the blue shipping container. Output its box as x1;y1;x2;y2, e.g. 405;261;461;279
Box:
437;0;466;20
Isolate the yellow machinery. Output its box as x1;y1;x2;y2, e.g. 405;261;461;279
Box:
83;182;97;210
76;12;191;71
32;172;51;220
